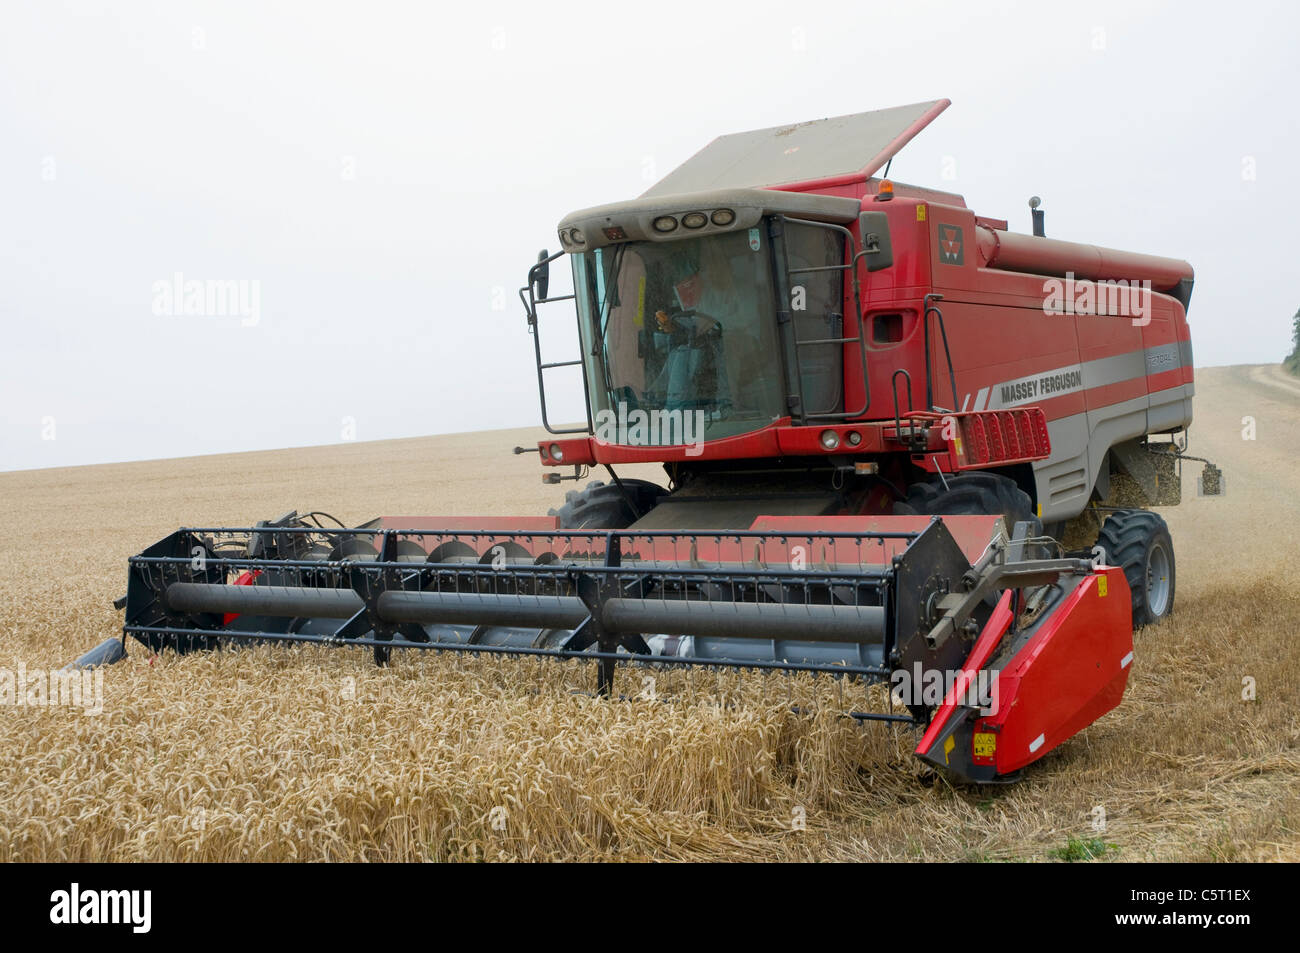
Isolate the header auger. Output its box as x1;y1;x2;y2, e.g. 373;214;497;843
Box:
106;100;1216;782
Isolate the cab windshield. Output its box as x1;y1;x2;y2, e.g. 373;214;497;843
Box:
573;227;786;444
573;220;848;445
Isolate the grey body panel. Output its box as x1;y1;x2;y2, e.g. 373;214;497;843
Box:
1148;381;1194;433
1034;384;1194;522
641;100;949;197
1037;394;1148;521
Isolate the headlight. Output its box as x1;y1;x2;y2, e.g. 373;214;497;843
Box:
569;228;585;246
681;211;707;229
710;209;735;226
652;216;678;233
846;431;862;446
819;430;840;450
549;443;564;461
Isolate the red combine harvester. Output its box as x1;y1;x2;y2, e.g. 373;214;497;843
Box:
111;100;1219;782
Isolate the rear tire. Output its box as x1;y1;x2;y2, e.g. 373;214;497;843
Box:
1096;509;1175;627
893;471;1041;536
548;479;666;530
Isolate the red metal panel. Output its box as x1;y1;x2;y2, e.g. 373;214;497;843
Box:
984;567;1132;774
915;566;1132;778
1147;373;1187;396
1141;299;1186;402
774;424;880;456
749;514;1001;566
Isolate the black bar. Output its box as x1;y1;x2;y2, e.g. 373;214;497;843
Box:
602;598;885;643
377;590;587;628
787;264;852;274
166;583;363;618
124;624;891;678
798;336;862;346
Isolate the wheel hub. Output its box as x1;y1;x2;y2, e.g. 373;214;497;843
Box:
1146;540;1171;617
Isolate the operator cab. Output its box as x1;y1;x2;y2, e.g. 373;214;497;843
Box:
551;188;863;447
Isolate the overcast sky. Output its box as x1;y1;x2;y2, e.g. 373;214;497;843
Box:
3;0;1296;471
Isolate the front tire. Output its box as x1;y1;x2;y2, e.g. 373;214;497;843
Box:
548;479;666;530
893;471;1041;536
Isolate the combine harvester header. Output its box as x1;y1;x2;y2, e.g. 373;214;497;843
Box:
105;99;1213;783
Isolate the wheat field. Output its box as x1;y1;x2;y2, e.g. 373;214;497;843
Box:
1;364;1297;862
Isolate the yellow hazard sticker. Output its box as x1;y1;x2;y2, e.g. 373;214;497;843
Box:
916;205;927;221
973;732;996;758
1098;576;1108;597
954;437;964;456
943;734;955;764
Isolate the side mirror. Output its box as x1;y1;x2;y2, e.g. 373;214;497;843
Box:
533;249;550;301
858;211;894;273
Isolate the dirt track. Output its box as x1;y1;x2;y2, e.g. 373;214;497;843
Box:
1;366;1297;861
